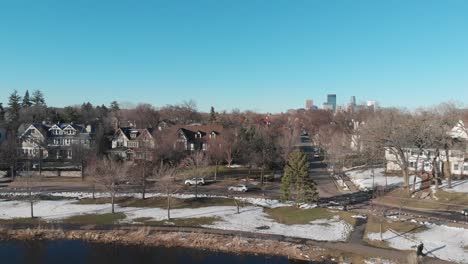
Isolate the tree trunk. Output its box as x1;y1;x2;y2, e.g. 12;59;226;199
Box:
167;193;171;220
195;179;198;199
234;199;240;214
111;187;115;214
380;221;383;241
214;162;218;181
10;165;14;181
412;154;420;192
142;164;146;199
445;148;451;189
260;166;264;185
92;184;96;199
29;189;34;219
81;160;84;182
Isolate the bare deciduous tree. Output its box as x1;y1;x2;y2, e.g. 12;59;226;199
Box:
91;158;130;214
154;163;180;220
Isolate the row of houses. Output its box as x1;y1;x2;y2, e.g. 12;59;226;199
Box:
1;122;224;162
385;121;468;177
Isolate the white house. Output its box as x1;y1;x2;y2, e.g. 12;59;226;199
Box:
385;120;468;176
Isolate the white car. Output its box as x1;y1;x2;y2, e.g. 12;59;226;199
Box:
184;178;205;186
228;184;248;192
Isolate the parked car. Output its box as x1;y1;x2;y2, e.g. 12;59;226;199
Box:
184;178;205;186
228;184;248;192
461;209;468;216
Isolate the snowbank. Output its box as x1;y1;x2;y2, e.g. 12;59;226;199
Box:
345;168;421;191
367;223;468;263
0;199;353;242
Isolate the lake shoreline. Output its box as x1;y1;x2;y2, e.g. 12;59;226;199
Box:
0;226;341;263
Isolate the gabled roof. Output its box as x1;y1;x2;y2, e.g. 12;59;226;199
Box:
117;127;153;141
177;124;224;142
449;120;468;140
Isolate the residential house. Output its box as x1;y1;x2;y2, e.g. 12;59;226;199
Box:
17;123;93;160
176;124;222;152
109;127;155;160
385;120;468;177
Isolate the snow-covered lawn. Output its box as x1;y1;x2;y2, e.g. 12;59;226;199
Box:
437;179;468;193
0;197;353;242
367;223;468;264
0;191;290;209
345;168;420;191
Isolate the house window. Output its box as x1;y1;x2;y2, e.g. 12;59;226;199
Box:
410;162;416;168
464;165;468;172
454;164;459;171
202;144;207;151
190;143;195;151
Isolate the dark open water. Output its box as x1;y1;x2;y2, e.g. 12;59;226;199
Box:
0;240;331;264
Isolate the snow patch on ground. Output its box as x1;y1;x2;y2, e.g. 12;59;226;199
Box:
435;179;468;193
367;223;468;263
0;191;291;209
345;168;421;191
0;200;110;220
0;199;352;242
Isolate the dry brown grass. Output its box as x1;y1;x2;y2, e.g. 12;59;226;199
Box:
377;188;468;211
363;215;425;249
265;207;357;226
134;216;220;227
75;197;248;209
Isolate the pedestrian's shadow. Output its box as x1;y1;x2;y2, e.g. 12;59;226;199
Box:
424;245;446;257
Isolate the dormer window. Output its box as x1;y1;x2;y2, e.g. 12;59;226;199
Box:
130;130;138;139
64;129;75;135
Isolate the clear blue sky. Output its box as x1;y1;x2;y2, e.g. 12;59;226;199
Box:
1;0;468;113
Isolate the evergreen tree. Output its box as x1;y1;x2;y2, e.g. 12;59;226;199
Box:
62;106;80;123
22;90;32;107
8;90;22;123
281;150;318;204
210;106;216;122
31;90;46;106
110;101;120;112
0;103;5;122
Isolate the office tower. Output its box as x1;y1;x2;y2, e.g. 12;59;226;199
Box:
350;96;356;106
305;99;314;110
327;94;337;111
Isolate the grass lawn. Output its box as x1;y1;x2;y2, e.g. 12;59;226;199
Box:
75;197;249;209
63;213;126;225
133;216;220;227
264;207;357;226
0;217;47;225
377;189;468;211
363;215;425;248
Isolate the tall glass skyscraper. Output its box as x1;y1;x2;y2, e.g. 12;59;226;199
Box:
327;94;337;111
